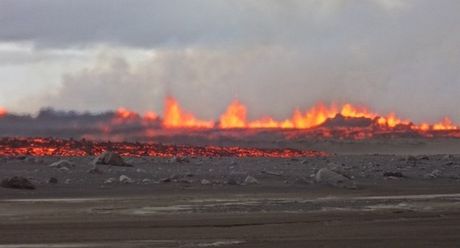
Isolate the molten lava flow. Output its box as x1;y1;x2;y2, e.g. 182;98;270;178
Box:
163;97;214;128
0;107;7;118
0;137;327;158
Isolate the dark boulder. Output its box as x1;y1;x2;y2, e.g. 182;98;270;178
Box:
1;176;35;190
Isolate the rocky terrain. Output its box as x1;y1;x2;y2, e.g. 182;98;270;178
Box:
2;142;460;247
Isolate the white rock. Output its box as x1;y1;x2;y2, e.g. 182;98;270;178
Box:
315;168;356;189
119;175;135;184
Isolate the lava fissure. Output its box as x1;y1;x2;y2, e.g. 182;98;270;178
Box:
0;138;327;158
1;96;460;140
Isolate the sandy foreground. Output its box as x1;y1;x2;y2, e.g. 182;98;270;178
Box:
1;144;460;247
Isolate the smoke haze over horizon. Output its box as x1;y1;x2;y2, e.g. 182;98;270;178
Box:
0;0;460;123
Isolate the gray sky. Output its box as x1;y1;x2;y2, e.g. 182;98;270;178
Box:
0;0;459;122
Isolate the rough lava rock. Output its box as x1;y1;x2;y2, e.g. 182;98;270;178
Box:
315;168;356;189
1;176;35;190
49;160;75;169
93;152;132;167
48;177;58;184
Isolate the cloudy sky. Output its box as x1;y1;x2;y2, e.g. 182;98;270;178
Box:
0;0;459;122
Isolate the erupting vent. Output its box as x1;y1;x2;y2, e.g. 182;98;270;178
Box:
113;97;459;131
1;96;460;141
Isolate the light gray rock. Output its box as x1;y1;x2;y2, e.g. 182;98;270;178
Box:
119;175;134;184
49;160;75;169
141;179;152;184
200;179;212;185
104;177;116;184
315;168;356;189
93;152;131;167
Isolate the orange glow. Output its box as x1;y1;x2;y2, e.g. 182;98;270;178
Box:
5;96;452;132
433;117;458;130
116;107;138;120
219;100;247;128
340;103;376;119
377;113;409;128
163;97;214;128
413;123;430;131
143;111;158;121
213;99;459;131
0;107;7;117
248;117;280;128
291;104;337;129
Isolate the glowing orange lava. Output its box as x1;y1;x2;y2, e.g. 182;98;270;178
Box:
219;100;247;128
0;107;7;118
214;101;423;130
95;97;460;132
433;117;458;130
163;97;214;128
116;107;139;120
143;111;158;121
0;138;327;158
